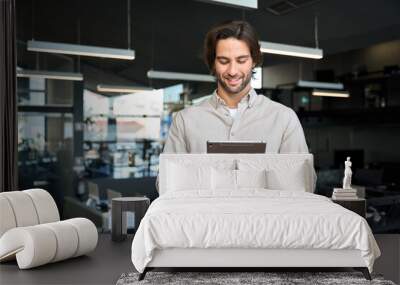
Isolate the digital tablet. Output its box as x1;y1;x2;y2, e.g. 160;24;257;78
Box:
207;140;266;153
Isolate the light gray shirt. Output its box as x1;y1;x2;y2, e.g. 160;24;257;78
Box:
163;89;309;154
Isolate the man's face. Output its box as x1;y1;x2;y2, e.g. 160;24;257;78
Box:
214;37;254;95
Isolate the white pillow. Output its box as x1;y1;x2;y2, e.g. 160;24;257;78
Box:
167;162;211;191
211;168;268;190
237;169;267;189
266;161;308;191
237;159;309;191
211;168;236;190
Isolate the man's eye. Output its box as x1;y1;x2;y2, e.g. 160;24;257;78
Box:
238;59;247;64
219;60;229;64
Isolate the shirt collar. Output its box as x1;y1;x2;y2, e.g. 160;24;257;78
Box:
210;88;258;109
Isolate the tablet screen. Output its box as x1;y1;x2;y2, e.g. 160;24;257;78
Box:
207;141;266;153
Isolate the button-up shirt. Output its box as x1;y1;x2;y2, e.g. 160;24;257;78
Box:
163;88;309;154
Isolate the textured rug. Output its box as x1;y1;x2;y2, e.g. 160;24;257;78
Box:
116;271;396;285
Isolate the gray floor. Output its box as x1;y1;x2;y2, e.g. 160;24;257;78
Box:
373;234;400;284
1;234;398;285
0;234;134;285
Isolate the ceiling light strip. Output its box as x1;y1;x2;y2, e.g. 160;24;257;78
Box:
198;0;257;9
97;84;153;93
28;40;135;60
298;80;343;90
147;70;215;82
17;70;83;81
312;90;350;98
259;41;323;59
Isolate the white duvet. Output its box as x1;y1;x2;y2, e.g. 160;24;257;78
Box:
131;190;380;273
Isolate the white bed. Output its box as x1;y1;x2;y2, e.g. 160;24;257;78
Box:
131;154;380;280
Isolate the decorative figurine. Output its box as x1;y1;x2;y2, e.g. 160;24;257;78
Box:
342;157;352;190
332;157;357;199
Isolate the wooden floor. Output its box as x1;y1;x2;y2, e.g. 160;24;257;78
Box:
0;234;134;285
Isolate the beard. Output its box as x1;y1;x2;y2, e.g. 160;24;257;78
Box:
216;70;252;95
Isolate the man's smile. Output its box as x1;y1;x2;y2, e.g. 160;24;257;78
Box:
225;76;243;86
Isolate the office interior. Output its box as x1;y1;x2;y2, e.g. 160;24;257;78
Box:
1;0;400;284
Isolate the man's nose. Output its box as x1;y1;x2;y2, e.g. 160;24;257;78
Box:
227;62;238;76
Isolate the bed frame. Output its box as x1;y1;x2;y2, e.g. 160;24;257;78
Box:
138;248;371;280
137;154;372;281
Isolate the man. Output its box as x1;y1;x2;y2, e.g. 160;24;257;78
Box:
164;20;309;154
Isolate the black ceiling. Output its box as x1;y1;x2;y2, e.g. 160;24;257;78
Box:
16;0;400;88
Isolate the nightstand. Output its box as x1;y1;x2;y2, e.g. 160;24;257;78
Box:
331;198;366;218
111;197;150;241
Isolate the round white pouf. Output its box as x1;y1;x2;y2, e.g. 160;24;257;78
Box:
0;189;98;269
1;191;39;227
0;196;17;237
65;218;98;257
24;188;60;223
0;218;98;269
42;221;79;262
0;225;57;269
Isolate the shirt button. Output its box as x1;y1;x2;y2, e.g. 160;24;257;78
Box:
231;132;235;136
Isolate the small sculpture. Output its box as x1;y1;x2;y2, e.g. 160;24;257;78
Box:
342;157;352;189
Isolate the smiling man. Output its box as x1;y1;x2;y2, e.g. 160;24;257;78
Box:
163;20;309;154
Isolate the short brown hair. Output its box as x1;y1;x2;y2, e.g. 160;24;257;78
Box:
203;20;263;75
